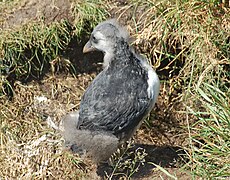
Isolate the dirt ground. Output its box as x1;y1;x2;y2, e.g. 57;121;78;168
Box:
1;0;192;179
1;0;72;29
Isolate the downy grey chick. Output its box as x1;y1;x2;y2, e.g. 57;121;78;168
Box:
62;19;160;163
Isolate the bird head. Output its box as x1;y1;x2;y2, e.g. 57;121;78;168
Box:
83;19;130;67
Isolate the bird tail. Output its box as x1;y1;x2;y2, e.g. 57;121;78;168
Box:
62;111;119;162
61;111;80;146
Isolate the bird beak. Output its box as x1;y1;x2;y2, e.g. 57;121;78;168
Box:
83;41;96;53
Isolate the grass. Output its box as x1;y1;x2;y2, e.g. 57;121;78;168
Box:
0;20;73;78
0;0;230;179
71;0;108;36
129;0;230;178
186;62;230;178
188;82;230;178
108;142;147;179
0;0;107;96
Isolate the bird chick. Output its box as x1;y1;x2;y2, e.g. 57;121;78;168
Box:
62;19;160;163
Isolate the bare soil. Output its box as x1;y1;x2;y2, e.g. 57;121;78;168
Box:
1;0;72;29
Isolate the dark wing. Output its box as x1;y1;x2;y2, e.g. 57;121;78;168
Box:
78;63;150;136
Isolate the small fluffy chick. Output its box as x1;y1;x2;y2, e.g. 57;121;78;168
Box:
62;19;160;163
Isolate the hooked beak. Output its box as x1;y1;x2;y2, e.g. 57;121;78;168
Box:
83;41;97;53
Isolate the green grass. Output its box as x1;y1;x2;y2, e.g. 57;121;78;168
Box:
130;0;230;178
1;20;73;77
0;0;107;96
72;0;108;36
0;20;74;96
188;82;230;178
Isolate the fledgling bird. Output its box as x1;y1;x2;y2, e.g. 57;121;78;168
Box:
62;19;160;163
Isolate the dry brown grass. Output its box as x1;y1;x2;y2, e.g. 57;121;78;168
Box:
0;73;98;179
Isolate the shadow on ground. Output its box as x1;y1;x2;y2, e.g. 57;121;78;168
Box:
62;36;104;74
97;144;187;179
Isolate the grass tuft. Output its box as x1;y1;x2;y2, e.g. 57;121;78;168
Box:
108;142;147;179
188;81;230;178
0;20;74;96
71;0;108;36
129;0;230;178
0;0;108;96
0;20;73;79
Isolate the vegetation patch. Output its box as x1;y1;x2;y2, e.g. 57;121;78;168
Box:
0;0;107;96
0;0;229;179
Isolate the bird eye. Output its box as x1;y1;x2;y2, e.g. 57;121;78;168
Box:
91;35;98;43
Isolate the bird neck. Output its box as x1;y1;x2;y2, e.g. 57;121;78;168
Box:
114;39;130;58
103;39;131;68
